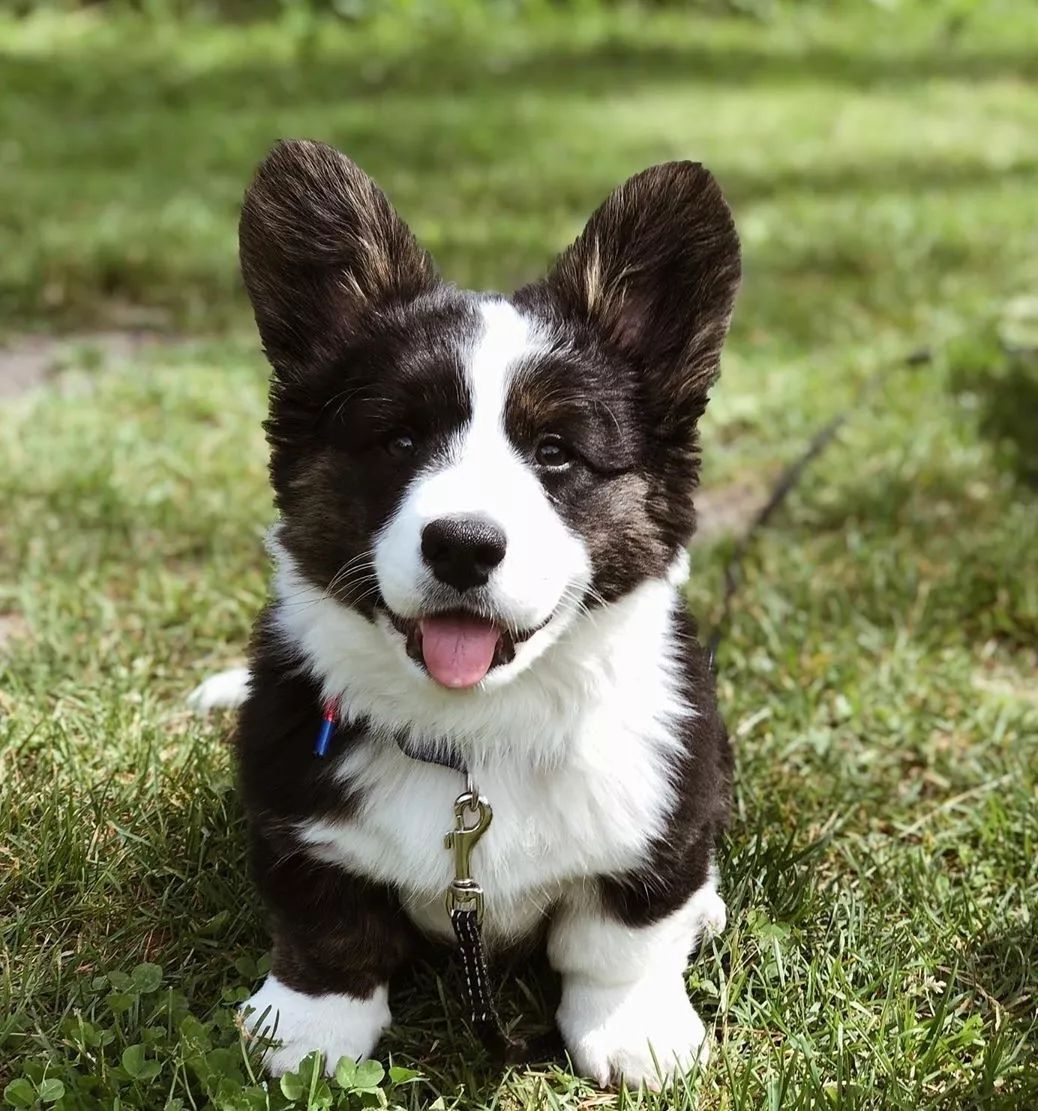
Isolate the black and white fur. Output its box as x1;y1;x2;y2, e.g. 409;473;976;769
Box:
190;139;740;1088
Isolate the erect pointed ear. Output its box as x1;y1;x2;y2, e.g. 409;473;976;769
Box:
239;139;437;374
519;162;740;430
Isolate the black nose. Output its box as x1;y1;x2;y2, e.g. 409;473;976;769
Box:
421;516;506;593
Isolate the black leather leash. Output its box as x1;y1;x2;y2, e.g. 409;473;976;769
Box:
449;907;525;1059
440;783;527;1059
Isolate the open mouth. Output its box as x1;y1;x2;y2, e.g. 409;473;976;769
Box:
387;609;548;689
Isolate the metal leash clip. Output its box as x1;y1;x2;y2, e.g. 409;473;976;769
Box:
444;789;492;923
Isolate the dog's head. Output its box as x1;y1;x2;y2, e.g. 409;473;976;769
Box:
241;140;740;691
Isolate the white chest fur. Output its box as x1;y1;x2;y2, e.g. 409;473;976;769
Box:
300;702;682;945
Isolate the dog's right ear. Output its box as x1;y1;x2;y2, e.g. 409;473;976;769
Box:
239;139;437;374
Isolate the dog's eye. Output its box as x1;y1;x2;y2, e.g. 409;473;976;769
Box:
534;436;571;469
386;431;416;458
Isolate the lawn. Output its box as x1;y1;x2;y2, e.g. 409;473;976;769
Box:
1;2;1037;1108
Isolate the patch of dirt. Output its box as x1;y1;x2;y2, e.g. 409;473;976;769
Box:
0;612;30;653
694;479;772;541
0;330;168;399
972;651;1038;705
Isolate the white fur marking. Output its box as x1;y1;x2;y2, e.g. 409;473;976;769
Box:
240;975;390;1077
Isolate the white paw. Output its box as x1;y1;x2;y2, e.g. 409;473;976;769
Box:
693;887;727;945
187;666;251;713
559;977;709;1090
239;975;390;1076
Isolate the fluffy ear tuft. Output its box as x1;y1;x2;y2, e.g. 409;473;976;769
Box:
520;162;740;429
239;139;437;374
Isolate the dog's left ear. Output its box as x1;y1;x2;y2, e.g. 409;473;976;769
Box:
519;162;740;430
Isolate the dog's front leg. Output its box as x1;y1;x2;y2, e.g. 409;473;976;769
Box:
548;876;725;1090
240;832;416;1077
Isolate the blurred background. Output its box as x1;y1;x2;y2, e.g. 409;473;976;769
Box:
1;2;1036;1109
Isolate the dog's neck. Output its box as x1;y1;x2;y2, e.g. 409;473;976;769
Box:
269;532;692;770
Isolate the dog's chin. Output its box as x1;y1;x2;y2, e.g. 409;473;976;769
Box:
382;605;553;691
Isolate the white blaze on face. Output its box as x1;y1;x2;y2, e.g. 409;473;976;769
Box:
374;299;591;673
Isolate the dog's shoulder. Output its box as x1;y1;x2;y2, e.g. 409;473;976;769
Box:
236;604;367;829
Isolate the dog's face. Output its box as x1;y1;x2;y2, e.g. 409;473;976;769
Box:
240;141;739;690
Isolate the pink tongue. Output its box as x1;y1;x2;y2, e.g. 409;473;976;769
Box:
420;615;500;689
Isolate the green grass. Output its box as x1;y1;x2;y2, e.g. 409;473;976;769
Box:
2;3;1037;1108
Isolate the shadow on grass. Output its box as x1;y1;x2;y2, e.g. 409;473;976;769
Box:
966;924;1038;1102
968;924;1038;1022
951;349;1038;490
6;22;1037;105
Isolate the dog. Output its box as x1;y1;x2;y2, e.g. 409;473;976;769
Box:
190;138;740;1088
